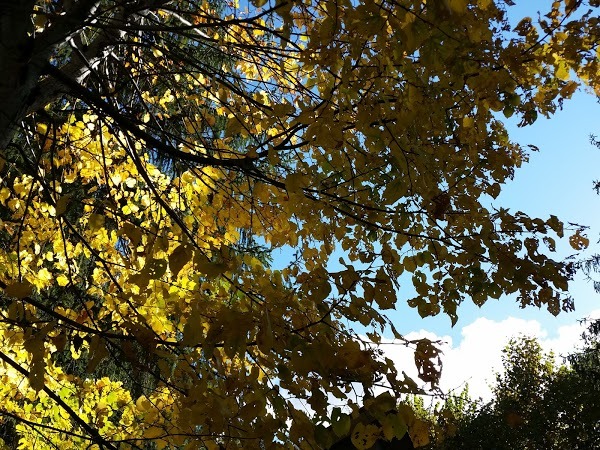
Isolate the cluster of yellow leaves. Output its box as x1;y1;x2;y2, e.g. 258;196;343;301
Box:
0;323;143;449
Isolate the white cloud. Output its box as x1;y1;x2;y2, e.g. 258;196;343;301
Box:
376;310;600;403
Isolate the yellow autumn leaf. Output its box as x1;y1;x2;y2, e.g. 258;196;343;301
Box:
569;231;589;250
351;423;381;450
408;419;430;447
448;0;468;13
168;244;193;278
56;274;70;286
556;60;570;80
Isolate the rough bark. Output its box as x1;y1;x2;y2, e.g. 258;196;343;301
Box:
0;0;39;150
0;0;104;150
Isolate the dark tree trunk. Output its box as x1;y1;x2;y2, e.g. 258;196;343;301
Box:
0;0;39;150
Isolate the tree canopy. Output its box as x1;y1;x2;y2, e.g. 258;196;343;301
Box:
424;333;600;449
0;0;598;448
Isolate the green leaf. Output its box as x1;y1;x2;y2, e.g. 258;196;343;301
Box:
332;413;351;437
381;412;408;441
